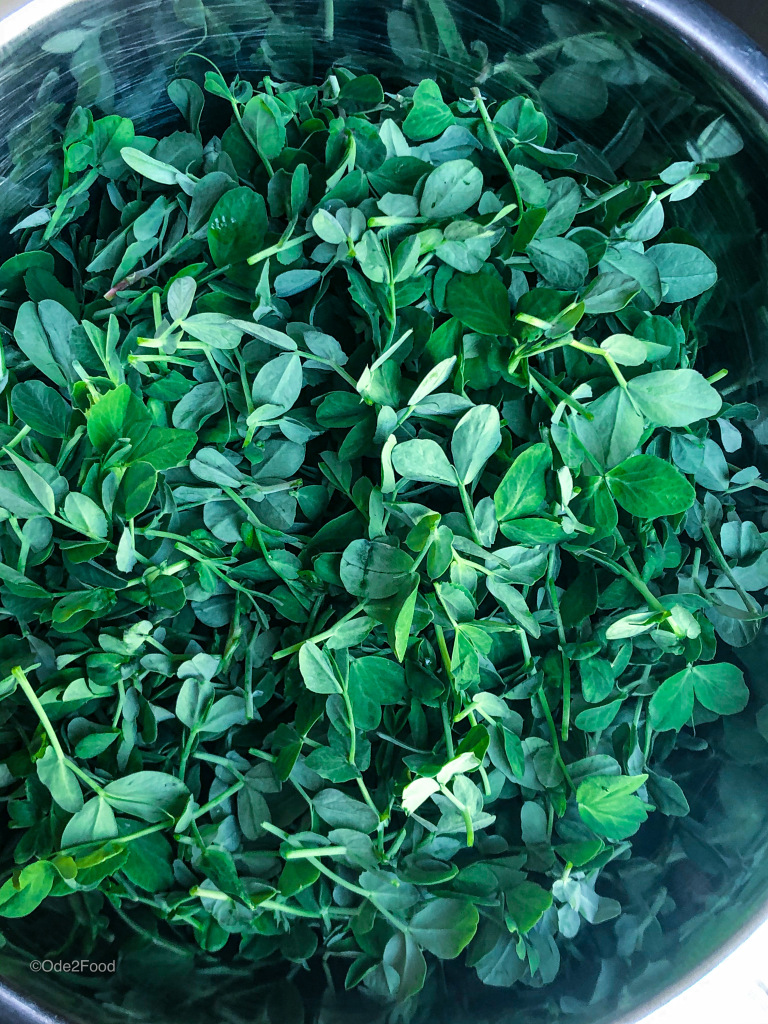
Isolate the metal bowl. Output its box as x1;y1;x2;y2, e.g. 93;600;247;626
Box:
2;1;768;1022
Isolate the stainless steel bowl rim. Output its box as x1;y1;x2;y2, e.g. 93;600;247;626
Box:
0;0;767;1021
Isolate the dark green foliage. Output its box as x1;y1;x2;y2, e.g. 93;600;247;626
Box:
0;40;764;1013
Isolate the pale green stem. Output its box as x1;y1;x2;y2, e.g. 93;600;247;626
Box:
547;551;572;742
701;520;760;614
342;685;357;766
538;685;575;792
438;783;474;847
569;339;629;389
457;479;483;545
4;424;31;451
581;547;666;615
191;780;244;820
471;87;522;214
247;231;313;267
13;666;65;760
262;822;407;932
284;846;348;860
272;603;366;659
14;667;105;795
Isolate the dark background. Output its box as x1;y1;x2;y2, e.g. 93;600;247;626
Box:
709;0;768;49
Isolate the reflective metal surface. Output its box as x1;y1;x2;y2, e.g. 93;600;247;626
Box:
706;0;768;49
2;2;768;1023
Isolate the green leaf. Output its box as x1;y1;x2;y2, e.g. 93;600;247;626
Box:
64;492;108;539
648;669;695;732
36;748;83;813
627;369;722;427
166;277;197;322
122;831;174;892
115;462;157;520
447;271;513;335
181;313;244;350
61;797;119;848
505;881;553;933
402;777;440;814
349;656;406;707
74;731;120;758
242;95;286;161
474;934;526;987
607;455;695;519
0;251;54;292
338;75;384;111
580;658;615;703
3;451;56;515
573;387;644;471
172;382;224;431
645;772;690;818
691;116;743;161
0;471;49;519
540;66;607;120
582;272;641;314
208;186;267;266
600;247;662;306
251;353;303;413
203;71;233;100
408;356;457;408
103;772;190;823
381;933;427;1001
0;861;58;917
121;146;187;185
13;302;67;387
494;443;551;520
274;269;321;297
502;727;525;777
646;243;718;302
237;780;271;841
312;209;347;245
527;237;589;290
650;663;748;730
435;582;476;623
392;439;457;487
599;334;652;367
577;774;649;841
340;539;415;601
573;700;622;732
168;77;204;134
393;583;419;662
298;642;342;694
487;578;540;637
176;676;214;729
312;789;379;833
304;747;360;783
689;663;749;715
419;160;483;219
451;405;501;485
408;898;479;958
87;384;150;455
403;80;454;141
130;427;196;470
11;381;70;438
